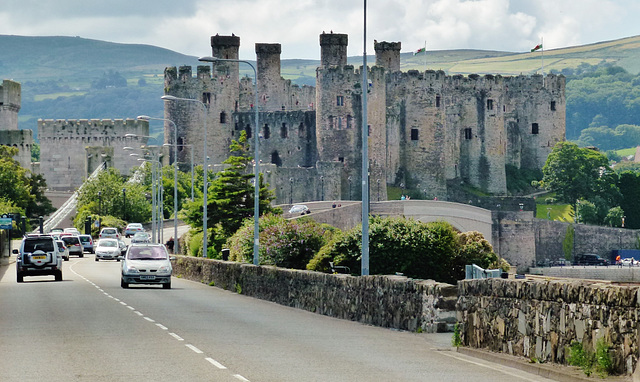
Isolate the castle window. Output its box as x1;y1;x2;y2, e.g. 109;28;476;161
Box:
202;92;211;105
338;157;344;163
235;122;240;131
551;101;556;111
369;125;372;136
436;95;441;108
338;117;343;129
219;111;226;124
328;116;335;129
487;99;494;110
410;128;419;141
337;96;344;106
280;123;288;139
532;123;539;135
263;124;270;139
245;125;252;139
298;123;305;138
271;151;282;167
346;115;352;129
177;137;184;151
464;128;473;140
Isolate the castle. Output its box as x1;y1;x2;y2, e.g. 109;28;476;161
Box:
0;80;33;169
164;33;566;204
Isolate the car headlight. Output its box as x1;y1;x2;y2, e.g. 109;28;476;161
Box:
157;265;172;274
124;265;139;274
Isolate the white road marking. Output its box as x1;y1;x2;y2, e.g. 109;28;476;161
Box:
119;301;127;306
113;298;121;302
169;333;184;341
439;351;550;382
186;344;203;354
156;323;168;330
205;357;227;369
144;317;155;322
134;311;144;316
127;306;135;310
233;375;250;382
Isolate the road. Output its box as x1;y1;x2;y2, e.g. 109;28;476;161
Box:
1;236;556;381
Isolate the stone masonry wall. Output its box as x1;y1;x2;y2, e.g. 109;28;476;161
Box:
458;278;639;375
171;256;457;333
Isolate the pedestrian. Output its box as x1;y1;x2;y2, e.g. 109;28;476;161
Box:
166;237;174;252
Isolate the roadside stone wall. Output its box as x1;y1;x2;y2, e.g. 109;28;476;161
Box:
457;278;639;375
172;256;457;333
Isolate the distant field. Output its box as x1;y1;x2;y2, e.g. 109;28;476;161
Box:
537;204;574;222
34;92;86;101
616;147;637;157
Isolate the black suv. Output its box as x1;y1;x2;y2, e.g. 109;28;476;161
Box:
13;234;63;282
573;253;609;266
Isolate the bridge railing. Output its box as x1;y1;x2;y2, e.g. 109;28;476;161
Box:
39;162;107;233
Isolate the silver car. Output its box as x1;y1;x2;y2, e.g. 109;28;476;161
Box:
121;243;173;289
95;238;122;261
55;240;70;261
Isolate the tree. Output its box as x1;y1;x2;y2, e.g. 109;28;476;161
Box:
184;131;279;254
618;171;640;229
540;142;619;209
0;146;32;211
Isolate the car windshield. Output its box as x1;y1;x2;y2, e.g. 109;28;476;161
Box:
128;246;168;260
24;238;54;252
56;242;65;250
99;240;117;248
79;236;91;243
61;237;79;245
103;229;116;234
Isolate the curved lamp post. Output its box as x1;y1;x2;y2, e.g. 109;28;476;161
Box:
199;55;261;267
161;95;208;258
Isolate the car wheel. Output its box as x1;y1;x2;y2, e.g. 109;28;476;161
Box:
121;278;129;288
163;281;171;289
116;258;120;262
64;256;69;261
95;257;99;262
17;273;23;283
55;270;62;282
79;253;84;258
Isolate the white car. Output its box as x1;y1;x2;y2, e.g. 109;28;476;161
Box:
95;238;122;261
55;240;70;261
99;227;120;239
121;243;173;289
289;204;310;215
63;227;80;234
124;223;144;238
620;258;639;266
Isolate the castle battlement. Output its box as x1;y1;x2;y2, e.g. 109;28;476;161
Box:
38;118;147;138
163;31;566;204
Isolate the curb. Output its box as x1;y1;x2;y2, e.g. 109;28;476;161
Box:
457;347;631;382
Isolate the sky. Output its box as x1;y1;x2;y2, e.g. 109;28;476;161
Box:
2;0;640;59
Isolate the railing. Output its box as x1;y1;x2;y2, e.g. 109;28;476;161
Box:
38;162;107;233
465;264;503;279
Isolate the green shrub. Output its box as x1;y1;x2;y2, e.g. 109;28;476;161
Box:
567;340;613;377
226;214;338;268
189;230;203;257
452;323;462;347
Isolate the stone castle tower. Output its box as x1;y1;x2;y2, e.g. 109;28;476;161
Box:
164;33;565;204
0;80;33;169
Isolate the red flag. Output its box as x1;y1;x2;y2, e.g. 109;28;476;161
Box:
531;44;542;52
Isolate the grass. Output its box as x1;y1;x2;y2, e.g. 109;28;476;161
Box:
34;92;86;101
615;147;637;158
537;204;574;222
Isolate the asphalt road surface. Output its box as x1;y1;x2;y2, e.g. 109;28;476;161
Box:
1;245;556;381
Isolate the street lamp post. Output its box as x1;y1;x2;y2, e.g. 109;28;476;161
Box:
320;176;324;201
161;95;208;258
138;115;180;255
98;191;102;231
199;56;260;266
122;188;126;222
289;178;294;204
361;0;370;275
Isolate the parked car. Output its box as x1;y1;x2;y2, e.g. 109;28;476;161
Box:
131;232;151;244
13;234;62;282
289;204;310;215
95;238;122;261
78;234;94;254
55;240;70;261
620;258;639;266
124;223;144;238
99;227;120;239
61;235;84;258
121;243;173;289
573;253;609;266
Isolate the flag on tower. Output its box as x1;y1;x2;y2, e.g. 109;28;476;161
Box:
531;44;542;52
414;47;426;55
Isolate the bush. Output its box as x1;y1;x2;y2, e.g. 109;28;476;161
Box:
567;340;614;377
226;214;338;268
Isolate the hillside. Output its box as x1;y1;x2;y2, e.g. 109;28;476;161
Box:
3;34;640;140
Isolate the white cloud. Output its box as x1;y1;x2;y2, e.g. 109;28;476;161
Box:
0;0;638;58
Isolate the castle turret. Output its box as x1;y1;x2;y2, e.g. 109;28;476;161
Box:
374;41;401;72
0;80;21;131
320;33;348;68
256;43;283;111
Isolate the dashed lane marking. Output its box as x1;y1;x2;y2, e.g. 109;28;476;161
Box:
186;344;203;354
205;357;227;370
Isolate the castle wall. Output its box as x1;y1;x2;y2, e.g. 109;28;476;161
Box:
0;130;33;169
38;119;149;190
